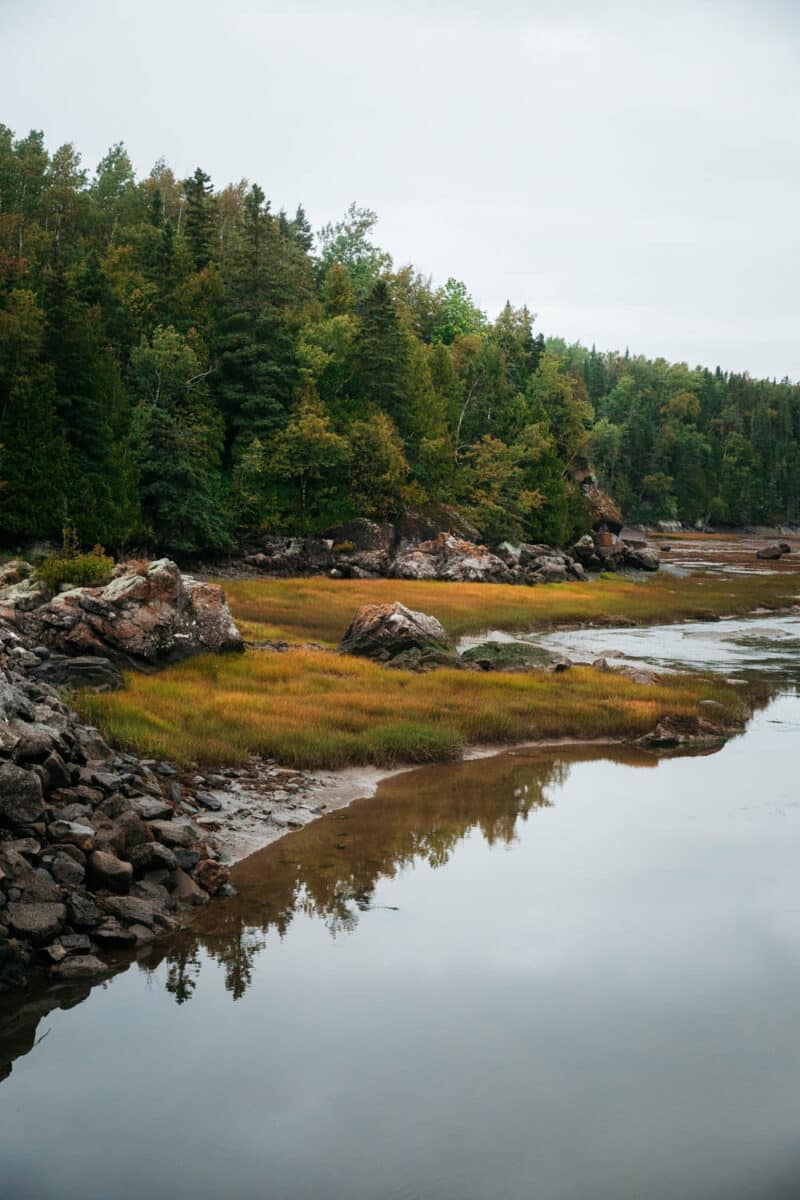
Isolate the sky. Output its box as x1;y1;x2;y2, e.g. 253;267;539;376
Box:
2;0;799;380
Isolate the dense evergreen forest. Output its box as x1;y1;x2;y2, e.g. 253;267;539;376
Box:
1;126;799;556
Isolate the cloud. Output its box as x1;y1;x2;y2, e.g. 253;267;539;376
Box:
2;0;798;377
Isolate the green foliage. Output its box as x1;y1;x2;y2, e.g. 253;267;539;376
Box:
1;120;797;557
36;547;114;591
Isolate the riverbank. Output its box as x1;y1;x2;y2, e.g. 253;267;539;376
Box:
2;538;794;996
73;551;797;771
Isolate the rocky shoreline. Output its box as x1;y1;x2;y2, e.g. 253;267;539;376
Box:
0;542;769;1001
202;490;661;585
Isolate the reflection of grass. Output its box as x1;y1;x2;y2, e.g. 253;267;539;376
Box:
76;648;754;769
223;572;799;648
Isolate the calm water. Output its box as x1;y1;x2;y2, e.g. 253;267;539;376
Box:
2;625;800;1199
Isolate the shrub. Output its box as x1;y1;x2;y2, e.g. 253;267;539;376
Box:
37;548;115;592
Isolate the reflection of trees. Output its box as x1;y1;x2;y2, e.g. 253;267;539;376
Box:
0;741;705;1080
156;749;615;1005
164;945;201;1005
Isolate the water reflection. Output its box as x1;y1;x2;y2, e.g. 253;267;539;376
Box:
0;744;663;1077
3;697;800;1200
152;747;664;1003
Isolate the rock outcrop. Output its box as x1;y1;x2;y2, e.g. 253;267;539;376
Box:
3;559;243;669
340;603;456;670
571;467;660;572
571;529;660;573
390;534;512;583
216;506;597;585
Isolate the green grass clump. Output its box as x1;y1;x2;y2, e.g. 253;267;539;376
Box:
37;550;114;592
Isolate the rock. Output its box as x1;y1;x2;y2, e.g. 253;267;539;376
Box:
50;954;110;980
639;714;725;748
128;923;155;944
194;790;224;812
66;892;102;928
340;602;455;670
41;751;74;791
0;762;45;826
621;541;661;571
460;641;554;672
390;533;512;584
528;555;570;583
147;820;194;848
0;559;33;588
58;933;92;955
45;851;88;887
92;919;137;947
28;654;124;692
128;794;174;821
17;559;244;668
127;842;177;873
102;896;164;928
194;859;230;895
6;901;66;944
11;721;58;763
172;867;209;907
46;820;94;851
756;543;789;560
88;850;133;895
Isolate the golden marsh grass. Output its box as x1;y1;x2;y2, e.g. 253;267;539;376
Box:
76;648;754;769
223;571;798;647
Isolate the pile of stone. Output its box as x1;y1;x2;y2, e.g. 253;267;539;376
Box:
236;515;590;586
0;559;249;993
0;659;237;993
570;531;660;573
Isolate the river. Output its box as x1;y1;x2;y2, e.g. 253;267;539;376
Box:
1;614;799;1199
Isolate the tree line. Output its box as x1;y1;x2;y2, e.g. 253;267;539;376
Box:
1;126;797;556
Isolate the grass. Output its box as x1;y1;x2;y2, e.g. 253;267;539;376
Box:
223;570;799;647
74;565;794;770
76;646;756;770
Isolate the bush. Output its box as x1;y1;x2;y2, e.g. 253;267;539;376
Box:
36;549;115;592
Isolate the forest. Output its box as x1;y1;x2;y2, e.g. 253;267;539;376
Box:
2;124;799;556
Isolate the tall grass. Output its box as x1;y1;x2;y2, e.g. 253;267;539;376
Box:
76;647;753;769
223;571;799;647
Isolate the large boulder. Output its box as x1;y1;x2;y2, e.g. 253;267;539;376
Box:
390;534;513;584
340;602;456;670
14;559;243;667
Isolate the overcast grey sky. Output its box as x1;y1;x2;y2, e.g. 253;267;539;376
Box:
2;0;799;379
